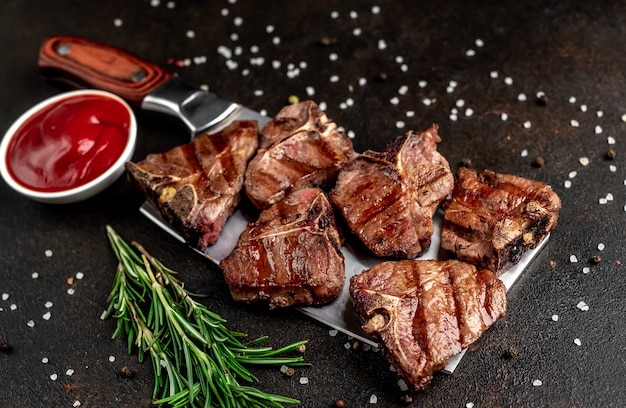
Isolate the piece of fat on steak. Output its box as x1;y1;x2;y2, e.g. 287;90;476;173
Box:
441;167;561;275
220;187;345;309
244;100;355;210
349;259;506;391
329;125;454;259
125;120;259;251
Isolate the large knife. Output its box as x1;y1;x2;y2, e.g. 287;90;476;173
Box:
38;36;548;374
39;35;253;137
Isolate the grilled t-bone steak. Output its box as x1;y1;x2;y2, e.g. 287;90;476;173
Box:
220;187;345;309
330;125;454;258
244;100;355;209
441;167;561;274
125;120;259;251
350;259;507;390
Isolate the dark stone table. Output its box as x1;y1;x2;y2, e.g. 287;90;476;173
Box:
1;1;625;407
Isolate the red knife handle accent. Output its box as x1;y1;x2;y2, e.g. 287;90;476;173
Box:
38;36;172;106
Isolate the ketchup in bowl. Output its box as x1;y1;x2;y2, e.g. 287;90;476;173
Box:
7;95;130;192
0;90;136;203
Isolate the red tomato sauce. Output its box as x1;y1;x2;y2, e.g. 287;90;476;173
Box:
5;95;130;192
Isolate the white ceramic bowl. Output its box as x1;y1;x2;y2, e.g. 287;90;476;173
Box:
0;89;136;204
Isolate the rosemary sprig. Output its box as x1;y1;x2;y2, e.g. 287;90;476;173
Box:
103;225;309;408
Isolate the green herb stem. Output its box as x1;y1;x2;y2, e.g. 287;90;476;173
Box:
103;225;308;407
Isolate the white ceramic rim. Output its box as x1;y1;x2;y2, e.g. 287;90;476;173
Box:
0;89;137;202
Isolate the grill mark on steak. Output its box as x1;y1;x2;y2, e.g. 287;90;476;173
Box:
330;125;454;259
125;120;259;251
245;101;355;209
220;188;345;309
441;167;561;274
349;259;506;390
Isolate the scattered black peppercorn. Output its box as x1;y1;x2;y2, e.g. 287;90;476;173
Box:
606;149;616;160
374;72;388;82
119;366;137;379
590;255;602;264
502;346;518;359
532;156;545;168
458;158;472;168
535;94;547;106
0;341;12;354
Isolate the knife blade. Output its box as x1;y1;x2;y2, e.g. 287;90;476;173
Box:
37;36;548;374
38;36;241;137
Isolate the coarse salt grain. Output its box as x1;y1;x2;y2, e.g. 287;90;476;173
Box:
398;85;409;95
42;312;51;320
595;125;603;134
570;255;578;263
344;342;351;350
369;394;378;404
466;49;476;57
569;171;577;178
523;121;532;129
186;30;195;38
45;301;53;308
576;301;589;311
42;357;49;363
330;75;339;83
45;249;53;257
598;243;605;251
10;304;17;311
597;111;604;117
406;110;415;117
353;27;362;36
27;320;35;328
569;96;577;103
521;149;528;157
328;329;338;337
565;179;573;187
504;76;513;85
610;165;617;172
32;272;39;279
109;355;116;362
551;314;559;322
465;108;474;117
456;99;465;108
233;16;243;26
570;119;580;127
66;368;75;376
581;104;588;112
533;379;543;387
1;293;8;301
113;18;123;27
73;401;81;407
574;338;582;346
396;121;405;128
418;80;427;88
67;288;75;295
50;373;58;381
517;93;527;102
377;39;387;50
579;157;590;166
490;70;499;78
466;403;475;408
475;38;484;47
582;267;590;274
621;113;626;122
371;5;381;14
299;377;309;385
398;379;409;391
608;136;616;145
422;98;432;106
389;96;399;105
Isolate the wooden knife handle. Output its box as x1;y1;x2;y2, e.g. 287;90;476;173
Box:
38;36;172;106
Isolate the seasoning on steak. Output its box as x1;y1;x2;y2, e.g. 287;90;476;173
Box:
125;120;259;251
349;259;506;391
441;167;561;275
244;100;355;209
220;187;345;309
329;125;454;259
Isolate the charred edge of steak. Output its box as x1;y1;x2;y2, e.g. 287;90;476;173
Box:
441;167;561;275
329;124;453;259
349;260;506;391
125;120;259;250
221;188;345;309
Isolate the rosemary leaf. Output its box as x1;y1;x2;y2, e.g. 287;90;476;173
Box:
104;225;309;407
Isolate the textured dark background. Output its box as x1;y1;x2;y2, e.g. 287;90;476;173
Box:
1;1;625;407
